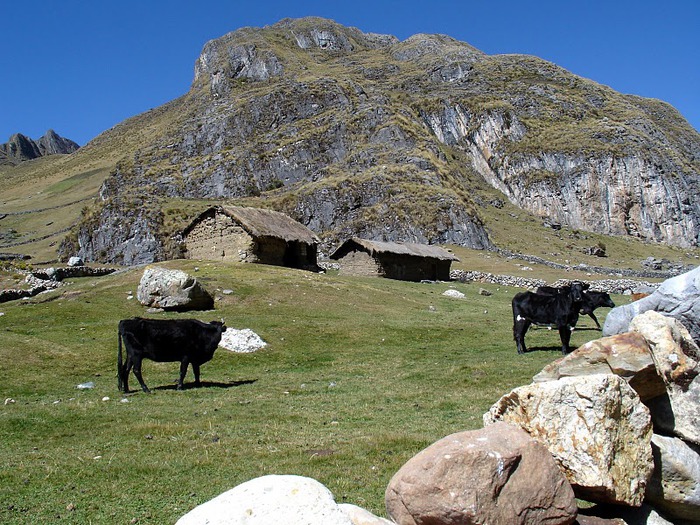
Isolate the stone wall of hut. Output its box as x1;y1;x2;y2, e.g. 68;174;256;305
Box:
377;253;450;281
336;250;383;277
337;251;452;281
184;214;258;262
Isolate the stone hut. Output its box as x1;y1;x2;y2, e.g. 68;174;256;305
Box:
182;206;320;270
330;238;459;281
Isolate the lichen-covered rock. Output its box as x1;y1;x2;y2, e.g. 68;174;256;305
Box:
484;374;653;506
646;434;700;523
533;332;666;401
137;267;214;311
629;311;700;445
385;422;577;525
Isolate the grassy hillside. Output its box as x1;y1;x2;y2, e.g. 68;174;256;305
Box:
0;259;636;524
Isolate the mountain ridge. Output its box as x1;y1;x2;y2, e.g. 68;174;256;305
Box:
0;130;79;166
2;17;698;265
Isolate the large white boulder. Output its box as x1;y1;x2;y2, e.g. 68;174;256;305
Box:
176;475;352;525
484;374;653;506
136;266;213;311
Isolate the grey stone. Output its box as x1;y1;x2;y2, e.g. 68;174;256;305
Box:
603;266;700;346
629;311;700;445
646;434;700;523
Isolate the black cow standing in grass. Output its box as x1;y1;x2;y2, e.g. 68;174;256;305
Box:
512;282;589;354
118;318;226;393
536;286;615;329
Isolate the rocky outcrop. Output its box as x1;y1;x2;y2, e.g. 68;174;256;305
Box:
62;17;698;264
0;130;79;165
529;310;700;523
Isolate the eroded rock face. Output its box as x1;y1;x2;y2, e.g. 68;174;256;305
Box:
533;332;666;401
136;267;214;311
385;422;577;525
483;374;653;506
175;475;353;525
63;17;699;264
629;311;700;445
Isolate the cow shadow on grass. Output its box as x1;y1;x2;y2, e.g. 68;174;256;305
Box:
152;379;258;391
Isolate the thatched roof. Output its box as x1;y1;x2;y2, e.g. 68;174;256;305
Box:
330;238;459;261
183;206;320;244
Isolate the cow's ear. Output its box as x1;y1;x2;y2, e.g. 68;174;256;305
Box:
583;282;590;290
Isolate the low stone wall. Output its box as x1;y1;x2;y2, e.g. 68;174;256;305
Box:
0;266;117;303
450;269;658;295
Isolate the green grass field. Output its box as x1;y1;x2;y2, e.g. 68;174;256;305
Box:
0;259;629;524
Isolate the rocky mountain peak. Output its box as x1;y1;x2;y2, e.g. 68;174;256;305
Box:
0;130;79;165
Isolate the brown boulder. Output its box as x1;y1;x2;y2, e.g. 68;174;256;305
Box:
533;332;665;401
385;422;576;525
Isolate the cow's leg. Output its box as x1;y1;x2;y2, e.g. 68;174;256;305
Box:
589;312;601;330
192;363;202;387
513;317;530;354
131;356;151;393
177;359;189;390
558;325;573;354
122;356;133;393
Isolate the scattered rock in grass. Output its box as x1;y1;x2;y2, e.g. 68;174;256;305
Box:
442;289;465;299
218;328;267;353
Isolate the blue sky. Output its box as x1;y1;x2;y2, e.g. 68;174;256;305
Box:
2;0;698;146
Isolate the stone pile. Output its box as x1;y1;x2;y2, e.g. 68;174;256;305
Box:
175;308;699;524
0;265;117;304
175;267;699;525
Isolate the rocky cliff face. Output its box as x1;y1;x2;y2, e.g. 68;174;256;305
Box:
0;129;79;165
62;17;699;264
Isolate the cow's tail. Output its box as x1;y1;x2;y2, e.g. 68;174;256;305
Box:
117;324;124;392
